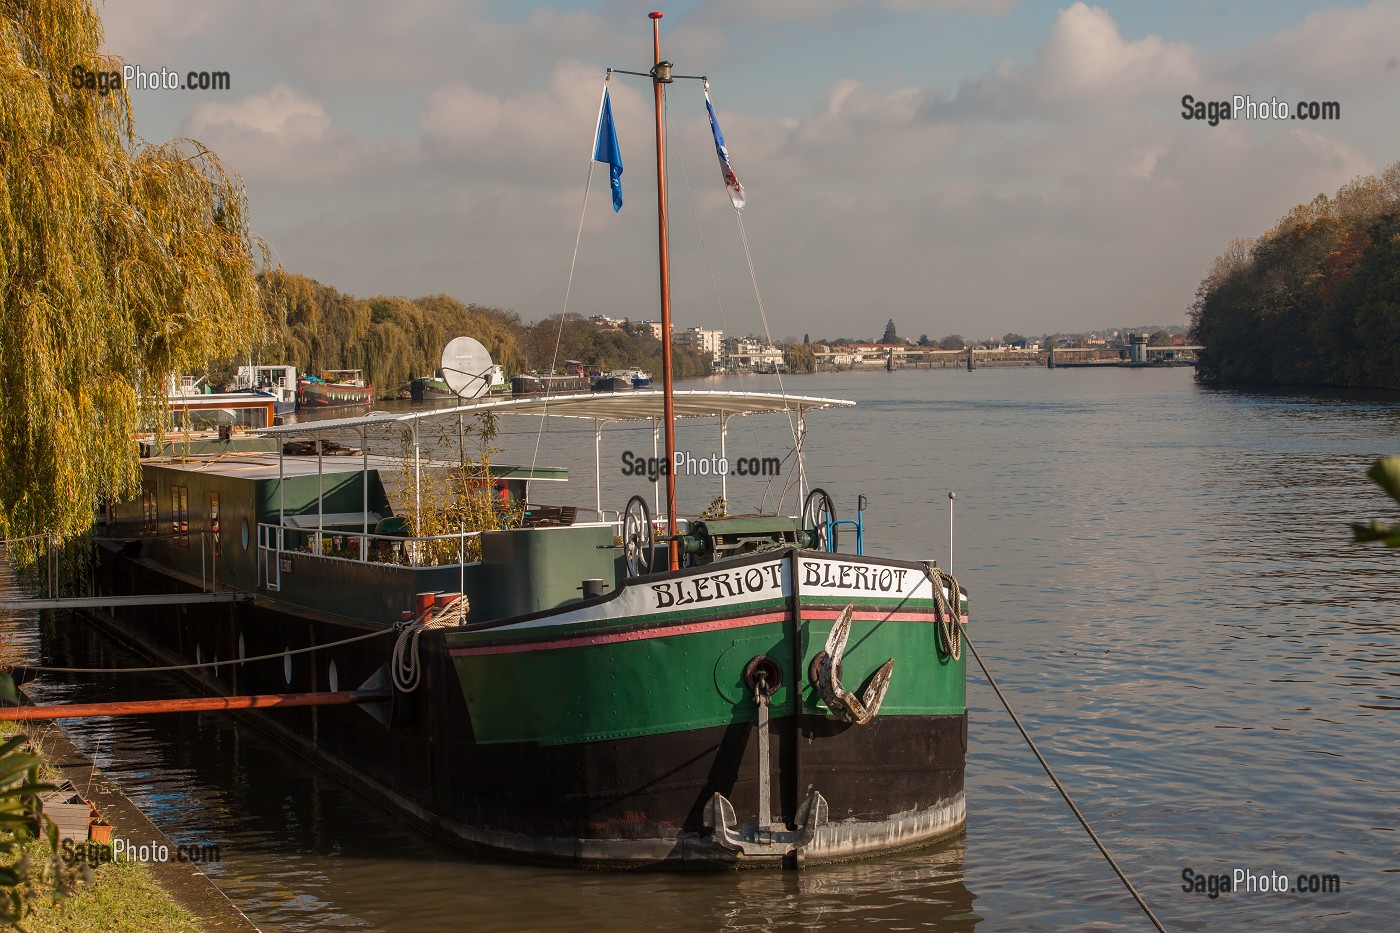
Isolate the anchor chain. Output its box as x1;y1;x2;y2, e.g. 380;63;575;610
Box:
752;666;773;831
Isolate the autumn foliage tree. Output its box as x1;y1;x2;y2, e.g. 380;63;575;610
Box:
1191;163;1400;390
0;0;264;541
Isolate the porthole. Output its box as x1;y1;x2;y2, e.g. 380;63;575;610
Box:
328;660;339;693
283;648;292;685
196;644;202;665
241;517;250;551
238;634;246;661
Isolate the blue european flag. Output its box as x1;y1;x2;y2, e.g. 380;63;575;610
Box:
593;88;623;212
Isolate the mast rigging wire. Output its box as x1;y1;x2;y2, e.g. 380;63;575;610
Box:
528;81;604;481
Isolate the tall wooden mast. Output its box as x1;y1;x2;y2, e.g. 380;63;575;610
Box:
650;10;679;570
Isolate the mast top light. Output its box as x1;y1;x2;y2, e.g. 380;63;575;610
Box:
651;61;674;83
650;11;663;19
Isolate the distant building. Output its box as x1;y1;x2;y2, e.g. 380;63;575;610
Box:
637;320;663;341
724;336;783;372
589;315;624;330
674;326;724;365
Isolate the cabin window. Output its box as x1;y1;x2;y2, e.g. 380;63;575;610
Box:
141;483;158;535
209;493;221;559
172;486;189;547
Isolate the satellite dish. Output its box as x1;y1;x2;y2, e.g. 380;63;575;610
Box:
440;336;494;399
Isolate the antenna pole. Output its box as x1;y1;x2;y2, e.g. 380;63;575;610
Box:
651;10;679;570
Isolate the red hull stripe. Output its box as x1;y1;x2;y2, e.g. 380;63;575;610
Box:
803;609;970;624
449;610;790;657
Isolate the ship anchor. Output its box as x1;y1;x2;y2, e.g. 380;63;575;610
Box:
812;604;894;726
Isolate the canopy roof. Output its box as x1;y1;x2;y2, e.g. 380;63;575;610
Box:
257;390;855;436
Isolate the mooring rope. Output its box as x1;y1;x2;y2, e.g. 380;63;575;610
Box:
10;628;396;675
924;565;963;661
391;595;468;693
963;631;1169;933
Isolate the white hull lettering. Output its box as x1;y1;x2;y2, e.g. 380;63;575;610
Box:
651;563;783;610
802;560;909;594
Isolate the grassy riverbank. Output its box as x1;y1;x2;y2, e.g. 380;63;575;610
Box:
10;839;201;933
0;722;200;933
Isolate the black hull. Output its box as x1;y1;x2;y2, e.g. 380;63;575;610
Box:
85;547;966;868
409;381;456;401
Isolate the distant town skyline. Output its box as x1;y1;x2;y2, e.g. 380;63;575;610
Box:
102;1;1400;337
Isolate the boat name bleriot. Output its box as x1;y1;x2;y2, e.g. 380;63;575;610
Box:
651;563;783;609
803;560;909;593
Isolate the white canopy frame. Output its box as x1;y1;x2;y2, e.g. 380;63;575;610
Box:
258;390;854;524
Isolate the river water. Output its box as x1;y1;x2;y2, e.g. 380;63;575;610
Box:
4;366;1398;931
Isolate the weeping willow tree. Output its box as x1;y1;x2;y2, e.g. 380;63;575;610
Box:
0;0;265;544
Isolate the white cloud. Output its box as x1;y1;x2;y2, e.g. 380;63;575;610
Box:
1225;0;1400;93
943;2;1199;117
698;0;1016;24
181;84;376;186
94;2;1400;337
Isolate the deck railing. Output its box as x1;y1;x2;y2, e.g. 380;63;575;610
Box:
256;523;488;591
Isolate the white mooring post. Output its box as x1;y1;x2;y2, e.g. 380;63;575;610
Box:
719;413;730;505
948;490;956;572
594;419;604;521
360;424;369;561
652;418;661;518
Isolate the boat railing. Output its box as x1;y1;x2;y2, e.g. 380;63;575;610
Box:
257;522;483;591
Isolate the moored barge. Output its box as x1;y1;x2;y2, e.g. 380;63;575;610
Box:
89;390;968;867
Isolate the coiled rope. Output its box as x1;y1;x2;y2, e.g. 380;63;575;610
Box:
391;595;469;693
923;565;963;661
963;631;1168;933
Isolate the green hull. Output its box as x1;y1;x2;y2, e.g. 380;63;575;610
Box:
444;549;967;864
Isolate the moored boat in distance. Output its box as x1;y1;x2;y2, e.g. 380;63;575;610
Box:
409;372;455;401
591;371;634;392
414;364;509;400
296;370;374;409
631;369;652;388
512;372;590;396
229;364;297;414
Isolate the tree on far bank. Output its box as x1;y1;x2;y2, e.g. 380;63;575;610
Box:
0;0;265;543
939;334;966;350
1149;329;1172;346
880;319;898;344
784;343;816;373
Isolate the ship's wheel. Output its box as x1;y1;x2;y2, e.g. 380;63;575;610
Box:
623;495;654;577
802;487;838;553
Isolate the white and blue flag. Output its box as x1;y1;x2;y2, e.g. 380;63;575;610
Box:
705;89;745;211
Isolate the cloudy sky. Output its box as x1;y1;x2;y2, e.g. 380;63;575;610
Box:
99;1;1400;341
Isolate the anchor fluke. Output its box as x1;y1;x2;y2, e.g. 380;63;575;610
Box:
813;604;894;725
